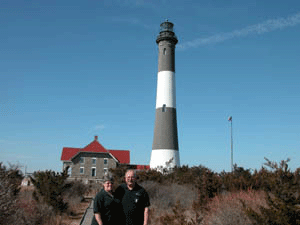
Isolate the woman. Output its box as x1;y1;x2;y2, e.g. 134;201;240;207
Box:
91;176;121;225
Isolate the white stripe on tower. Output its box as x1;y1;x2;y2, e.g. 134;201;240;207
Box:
150;21;180;171
156;71;176;108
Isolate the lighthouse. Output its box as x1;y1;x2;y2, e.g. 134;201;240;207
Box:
150;21;180;171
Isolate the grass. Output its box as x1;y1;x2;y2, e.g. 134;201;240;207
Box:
202;190;267;225
15;186;92;225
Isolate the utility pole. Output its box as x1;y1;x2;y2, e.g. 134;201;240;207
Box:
228;116;233;172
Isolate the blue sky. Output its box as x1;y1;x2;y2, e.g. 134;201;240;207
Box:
1;0;300;173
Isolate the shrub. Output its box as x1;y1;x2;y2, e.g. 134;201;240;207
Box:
64;180;88;200
30;168;70;213
141;181;197;209
220;164;253;192
16;198;57;225
194;167;222;208
0;163;23;225
137;169;165;183
141;181;199;225
203;190;266;225
63;180;90;215
159;201;200;225
113;159;300;225
244;158;300;225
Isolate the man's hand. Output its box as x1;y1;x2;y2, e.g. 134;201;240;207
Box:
143;207;149;225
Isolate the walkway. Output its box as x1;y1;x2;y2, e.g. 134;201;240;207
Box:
79;199;94;225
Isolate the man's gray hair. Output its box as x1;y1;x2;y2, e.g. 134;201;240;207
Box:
125;169;137;178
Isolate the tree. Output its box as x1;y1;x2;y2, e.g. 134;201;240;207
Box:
0;163;23;225
30;168;70;213
245;158;300;225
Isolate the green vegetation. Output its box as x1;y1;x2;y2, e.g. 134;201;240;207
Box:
30;168;70;213
112;158;300;225
244;158;300;225
0;163;23;225
1;158;299;224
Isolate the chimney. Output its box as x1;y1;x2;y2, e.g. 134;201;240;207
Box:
94;136;98;141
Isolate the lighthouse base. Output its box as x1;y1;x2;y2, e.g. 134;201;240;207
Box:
150;149;180;172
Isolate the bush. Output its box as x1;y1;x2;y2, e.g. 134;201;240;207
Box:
105;159;300;225
245;158;300;225
141;181;197;210
63;180;90;215
203;190;266;225
0;163;23;225
64;180;87;200
220;165;253;192
16;198;57;225
30;168;70;213
194;167;222;208
159;200;200;225
140;181;199;225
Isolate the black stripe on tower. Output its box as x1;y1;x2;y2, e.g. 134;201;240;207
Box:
152;107;179;150
157;40;176;72
156;22;177;72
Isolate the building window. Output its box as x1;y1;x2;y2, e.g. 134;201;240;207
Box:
80;157;84;164
104;158;108;165
104;168;108;175
91;167;96;177
92;158;96;165
163;48;166;55
80;167;84;174
68;167;72;176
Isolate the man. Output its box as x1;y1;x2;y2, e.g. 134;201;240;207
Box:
115;170;150;225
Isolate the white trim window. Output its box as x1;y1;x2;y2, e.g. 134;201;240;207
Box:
68;167;72;176
80;167;84;174
92;158;96;165
104;168;108;175
91;167;96;177
104;158;108;165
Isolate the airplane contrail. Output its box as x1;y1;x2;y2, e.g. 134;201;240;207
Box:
178;12;300;49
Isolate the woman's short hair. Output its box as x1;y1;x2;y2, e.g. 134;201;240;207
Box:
103;175;114;183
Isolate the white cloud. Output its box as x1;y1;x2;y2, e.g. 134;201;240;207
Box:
110;17;152;29
87;124;106;136
179;12;300;50
93;125;105;131
1;152;38;160
104;0;157;9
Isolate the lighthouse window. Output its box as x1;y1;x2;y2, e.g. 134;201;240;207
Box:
163;48;166;55
162;104;166;112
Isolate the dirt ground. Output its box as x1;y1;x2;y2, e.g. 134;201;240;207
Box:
61;198;92;225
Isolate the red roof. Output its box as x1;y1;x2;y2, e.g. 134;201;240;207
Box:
109;150;130;164
61;147;80;161
60;136;130;164
82;140;108;153
136;165;150;170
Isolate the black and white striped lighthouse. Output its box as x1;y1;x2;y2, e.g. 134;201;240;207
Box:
150;21;180;170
